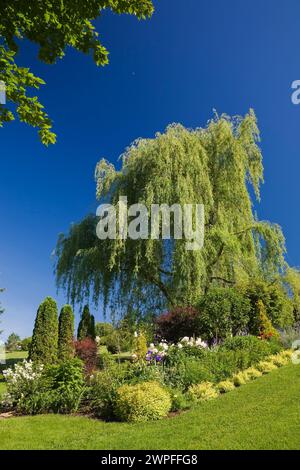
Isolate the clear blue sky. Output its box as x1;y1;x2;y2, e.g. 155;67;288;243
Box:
1;0;300;339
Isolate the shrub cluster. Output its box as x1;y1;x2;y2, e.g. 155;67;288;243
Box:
2;358;85;415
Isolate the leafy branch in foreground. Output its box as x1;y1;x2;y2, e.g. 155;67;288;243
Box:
0;0;154;145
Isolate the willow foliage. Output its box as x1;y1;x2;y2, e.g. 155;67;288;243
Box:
56;111;287;315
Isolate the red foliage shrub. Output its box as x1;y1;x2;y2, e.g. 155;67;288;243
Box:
74;337;97;375
155;306;200;342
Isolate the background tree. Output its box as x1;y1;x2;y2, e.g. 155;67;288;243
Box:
0;1;154;145
5;332;21;352
58;305;75;361
20;337;32;352
56;111;289;317
29;297;58;363
77;305;95;340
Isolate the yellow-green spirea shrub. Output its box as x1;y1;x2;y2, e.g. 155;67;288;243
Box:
217;380;235;393
188;382;218;402
269;354;288;367
232;371;247;386
257;361;278;374
279;349;293;360
114;381;171;423
243;367;262;380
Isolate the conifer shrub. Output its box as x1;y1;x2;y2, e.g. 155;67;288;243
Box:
58;305;75;361
29;297;58;364
77;305;95;340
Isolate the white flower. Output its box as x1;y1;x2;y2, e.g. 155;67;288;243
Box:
95;336;100;344
153;348;158;353
177;343;183;349
131;353;137;358
134;331;138;338
181;336;189;343
195;337;208;348
149;343;155;349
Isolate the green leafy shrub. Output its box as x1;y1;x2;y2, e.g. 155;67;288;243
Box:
95;322;114;339
114;381;171;422
197;287;251;343
46;358;85;413
167;388;193;412
105;329;132;354
87;362;130;419
220;335;281;363
187;382;218;402
217;380;235;393
129;362;164;385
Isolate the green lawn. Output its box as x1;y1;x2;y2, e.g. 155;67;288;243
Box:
0;363;299;450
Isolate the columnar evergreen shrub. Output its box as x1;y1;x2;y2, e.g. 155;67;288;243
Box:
58;305;75;361
132;331;148;360
244;280;294;331
29;297;58;364
77;305;95;340
256;300;279;340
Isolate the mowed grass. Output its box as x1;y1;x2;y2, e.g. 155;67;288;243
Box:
0;364;300;450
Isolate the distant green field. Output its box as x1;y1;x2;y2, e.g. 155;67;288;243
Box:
0;364;299;450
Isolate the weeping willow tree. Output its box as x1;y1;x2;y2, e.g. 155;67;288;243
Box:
55;110;289;316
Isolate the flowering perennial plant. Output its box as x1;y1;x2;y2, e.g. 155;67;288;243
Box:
144;336;208;365
1;360;44;410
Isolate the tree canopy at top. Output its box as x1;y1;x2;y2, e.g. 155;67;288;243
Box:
55;110;292;316
0;0;154;144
